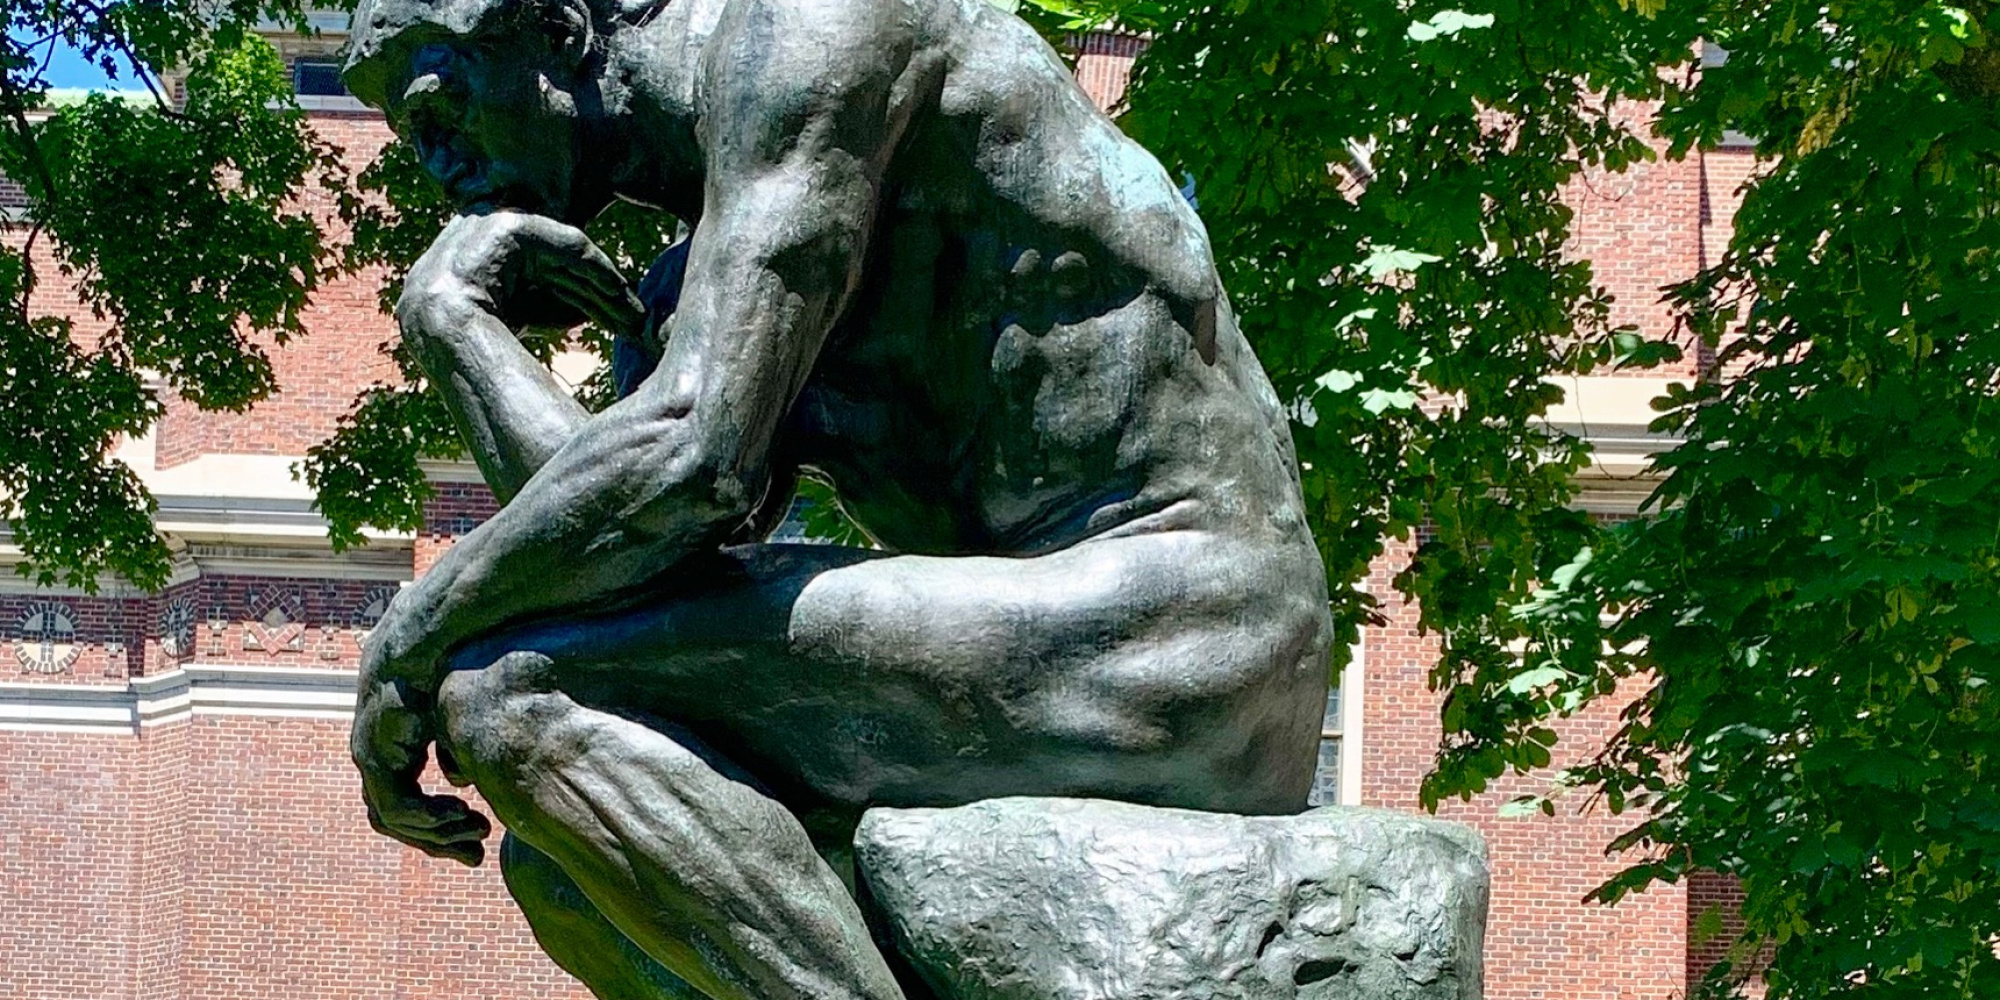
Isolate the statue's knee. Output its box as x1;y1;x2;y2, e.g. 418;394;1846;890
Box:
434;648;552;771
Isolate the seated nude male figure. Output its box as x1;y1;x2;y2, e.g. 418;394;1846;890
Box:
342;0;1333;996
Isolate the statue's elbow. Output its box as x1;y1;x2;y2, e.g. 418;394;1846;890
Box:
618;433;763;545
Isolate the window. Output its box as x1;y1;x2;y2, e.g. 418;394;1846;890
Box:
292;60;347;97
0;174;28;214
1307;636;1365;806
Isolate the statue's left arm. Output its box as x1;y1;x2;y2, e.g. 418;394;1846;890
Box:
352;0;924;860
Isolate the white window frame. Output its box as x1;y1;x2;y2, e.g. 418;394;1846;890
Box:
1315;632;1366;806
1340;633;1365;803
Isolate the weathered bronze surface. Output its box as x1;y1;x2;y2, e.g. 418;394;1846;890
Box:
860;798;1489;1000
338;0;1374;996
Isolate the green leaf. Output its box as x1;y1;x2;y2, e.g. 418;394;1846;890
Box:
1408;10;1498;42
1506;663;1568;695
1691;904;1727;949
1357;246;1444;279
1359;387;1420;414
1315;369;1363;393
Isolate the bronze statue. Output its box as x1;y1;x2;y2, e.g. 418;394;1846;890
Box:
342;0;1333;996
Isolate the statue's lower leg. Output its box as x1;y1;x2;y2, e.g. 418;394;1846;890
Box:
435;653;906;1000
499;832;706;1000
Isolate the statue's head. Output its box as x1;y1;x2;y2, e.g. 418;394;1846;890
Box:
344;0;664;220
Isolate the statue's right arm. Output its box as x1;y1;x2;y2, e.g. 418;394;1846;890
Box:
396;213;644;503
363;0;922;690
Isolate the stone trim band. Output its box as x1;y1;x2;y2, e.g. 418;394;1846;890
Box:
0;665;357;733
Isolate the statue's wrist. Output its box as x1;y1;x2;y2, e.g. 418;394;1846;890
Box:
365;616;449;695
397;281;495;346
378;659;436;695
387;636;448;693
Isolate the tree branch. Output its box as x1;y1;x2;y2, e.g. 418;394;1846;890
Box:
0;59;58;305
66;1;178;116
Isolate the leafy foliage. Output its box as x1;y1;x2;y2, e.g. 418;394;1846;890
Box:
1488;6;2000;998
1026;1;2000;998
0;2;343;589
299;134;452;549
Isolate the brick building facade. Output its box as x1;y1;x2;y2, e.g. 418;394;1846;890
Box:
1;26;1754;1000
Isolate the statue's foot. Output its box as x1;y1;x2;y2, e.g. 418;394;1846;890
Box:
855;798;1488;1000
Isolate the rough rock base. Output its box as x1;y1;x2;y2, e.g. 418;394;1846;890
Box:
856;798;1488;1000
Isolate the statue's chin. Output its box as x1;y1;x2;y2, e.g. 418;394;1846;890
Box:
472;176;606;226
453;186;554;221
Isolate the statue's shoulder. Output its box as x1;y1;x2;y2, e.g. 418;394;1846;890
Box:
697;0;938;100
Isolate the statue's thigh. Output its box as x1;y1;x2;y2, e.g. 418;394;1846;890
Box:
481;529;1328;813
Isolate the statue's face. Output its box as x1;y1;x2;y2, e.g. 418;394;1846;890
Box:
384;31;604;221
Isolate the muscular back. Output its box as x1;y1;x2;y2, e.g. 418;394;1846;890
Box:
742;0;1312;558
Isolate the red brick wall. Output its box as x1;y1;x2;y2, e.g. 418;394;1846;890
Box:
0;563;582;1000
1071;32;1146;114
1564;107;1707;380
1694;146;1761;378
152;256;399;468
0;721;588;1000
416;481;501;574
176;715;586;1000
0;591;143;683
0;730;148;1000
0;575;403;682
153;114;402;468
130;722;187;1000
166;574;396;671
1686;871;1769;997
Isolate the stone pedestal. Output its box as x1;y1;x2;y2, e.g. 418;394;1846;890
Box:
856;799;1488;1000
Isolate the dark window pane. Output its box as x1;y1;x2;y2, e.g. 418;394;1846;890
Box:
294;61;347;97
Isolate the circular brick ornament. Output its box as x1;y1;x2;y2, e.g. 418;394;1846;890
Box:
15;600;79;674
